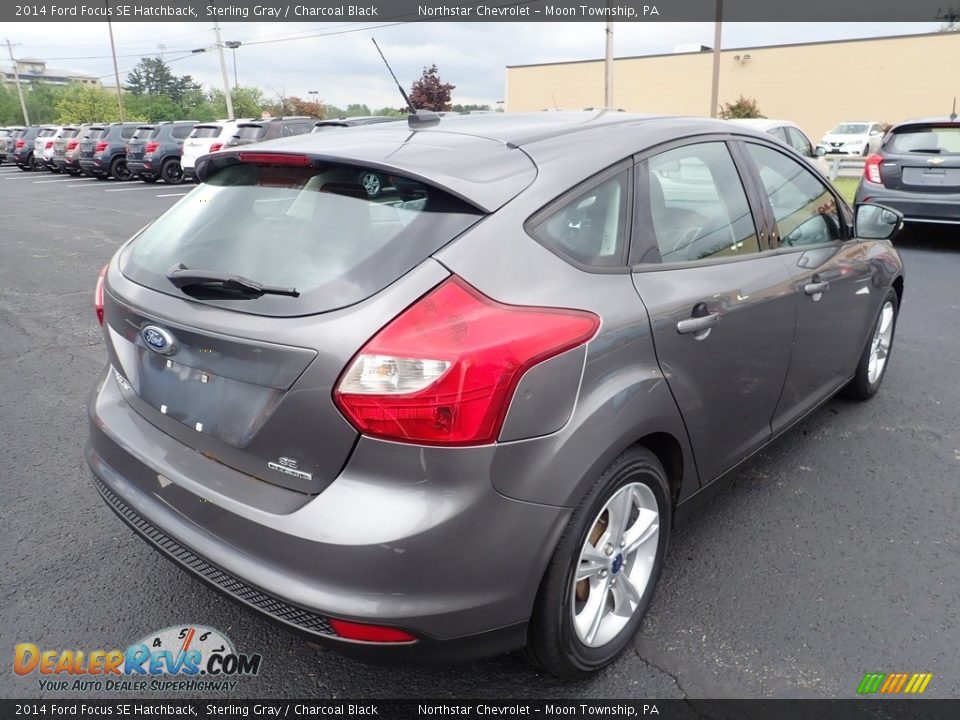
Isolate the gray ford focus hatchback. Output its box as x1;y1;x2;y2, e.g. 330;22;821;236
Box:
87;112;904;678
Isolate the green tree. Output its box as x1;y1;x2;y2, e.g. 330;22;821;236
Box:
55;83;146;123
207;87;267;119
124;93;182;122
344;103;371;117
451;103;490;113
126;57;200;103
25;83;66;124
720;95;764;119
372;106;405;118
409;64;455;112
0;84;27;124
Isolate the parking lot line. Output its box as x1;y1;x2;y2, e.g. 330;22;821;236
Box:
104;185;181;192
155;192;188;197
33;177;91;184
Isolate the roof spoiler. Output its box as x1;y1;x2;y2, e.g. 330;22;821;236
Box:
408;110;440;129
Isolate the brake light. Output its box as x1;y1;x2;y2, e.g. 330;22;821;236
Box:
15;139;24;149
66;140;78;151
236;152;311;167
94;264;108;326
209;142;223;152
95;142;108;154
45;141;54;149
864;154;884;184
145;141;159;154
328;618;415;643
334;276;599;446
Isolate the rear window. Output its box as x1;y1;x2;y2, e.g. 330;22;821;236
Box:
0;129;11;138
61;128;80;138
88;128;109;139
235;125;266;140
11;129;26;139
120;162;484;317
133;127;158;140
885;126;960;155
190;126;222;139
39;128;57;137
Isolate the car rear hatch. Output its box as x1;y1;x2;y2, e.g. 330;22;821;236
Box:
104;151;507;494
54;128;79;157
228;123;266;147
878;123;960;192
182;124;222;165
80;127;109;160
126;126;156;162
35;128;57;155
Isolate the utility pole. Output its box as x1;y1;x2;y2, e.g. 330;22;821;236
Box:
105;1;124;121
709;0;723;118
604;20;614;109
4;38;30;125
225;40;241;88
212;20;234;120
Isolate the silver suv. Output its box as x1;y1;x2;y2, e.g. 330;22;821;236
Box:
87;112;904;678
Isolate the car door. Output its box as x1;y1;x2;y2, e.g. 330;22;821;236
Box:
740;140;876;433
630;139;795;486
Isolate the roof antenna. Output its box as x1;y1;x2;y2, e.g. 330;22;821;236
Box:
951;97;957;122
371;37;439;129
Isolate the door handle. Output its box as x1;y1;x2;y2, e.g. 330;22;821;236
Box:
804;280;830;296
677;312;719;336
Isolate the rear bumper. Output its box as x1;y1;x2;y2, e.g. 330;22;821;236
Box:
86;366;566;661
855;181;960;224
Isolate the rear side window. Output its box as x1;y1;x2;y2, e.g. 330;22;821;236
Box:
191;126;221;139
529;170;629;268
173;125;194;140
885;126;960;155
120;162;483;317
235;125;265;140
639;142;759;264
785;127;813;157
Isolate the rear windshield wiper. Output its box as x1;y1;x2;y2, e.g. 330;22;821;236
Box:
166;265;299;298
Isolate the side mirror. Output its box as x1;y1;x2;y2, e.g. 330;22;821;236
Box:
815;145;827;157
855;203;903;240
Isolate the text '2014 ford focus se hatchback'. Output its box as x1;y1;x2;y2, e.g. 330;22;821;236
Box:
87;112;905;678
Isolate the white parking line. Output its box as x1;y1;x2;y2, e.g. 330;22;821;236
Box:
104;185;180;192
33;177;91;184
155;192;188;198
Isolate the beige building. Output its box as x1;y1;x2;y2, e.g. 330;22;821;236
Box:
506;31;960;142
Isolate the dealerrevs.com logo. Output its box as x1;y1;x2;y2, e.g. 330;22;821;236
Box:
14;625;262;693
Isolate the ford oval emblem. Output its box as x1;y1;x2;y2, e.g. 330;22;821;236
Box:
141;325;176;355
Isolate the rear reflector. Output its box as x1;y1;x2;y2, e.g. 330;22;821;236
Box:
327;618;416;643
236;152;311;167
864;154;884;184
94;264;108;325
334;276;599;446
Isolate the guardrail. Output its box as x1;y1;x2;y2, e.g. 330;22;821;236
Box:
825;155;867;181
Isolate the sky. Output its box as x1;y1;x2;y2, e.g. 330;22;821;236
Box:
3;21;940;109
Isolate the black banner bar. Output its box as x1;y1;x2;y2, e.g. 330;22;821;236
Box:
2;700;960;720
3;0;960;23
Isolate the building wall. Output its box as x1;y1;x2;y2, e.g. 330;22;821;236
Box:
506;32;960;141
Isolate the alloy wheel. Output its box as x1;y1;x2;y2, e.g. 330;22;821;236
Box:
867;301;895;385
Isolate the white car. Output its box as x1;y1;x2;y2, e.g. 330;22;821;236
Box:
728;118;829;174
819;121;885;156
181;118;253;180
33;126;61;170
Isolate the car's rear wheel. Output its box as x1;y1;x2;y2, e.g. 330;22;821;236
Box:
359;171;382;198
110;157;132;181
31;154;45;171
161;159;184;185
527;447;670;679
843;289;899;400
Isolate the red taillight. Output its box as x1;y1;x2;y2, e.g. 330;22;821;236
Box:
145;141;159;154
66;140;78;151
15;139;25;149
334;276;600;446
94;264;108;325
45;141;54;149
209;142;223;152
236;152;311;167
94;142;108;154
328;618;415;643
864;154;884;184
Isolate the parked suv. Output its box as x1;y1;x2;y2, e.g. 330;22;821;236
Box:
33;126;61;171
78;122;141;180
855;116;960;226
224;116;314;148
61;125;96;176
181;118;252;181
0;126;26;164
88;113;904;679
10;126;44;171
127;121;196;184
42;126;80;172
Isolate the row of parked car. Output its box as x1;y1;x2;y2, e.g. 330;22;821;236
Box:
0;115;403;186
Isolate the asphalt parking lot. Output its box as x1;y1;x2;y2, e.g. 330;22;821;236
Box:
1;162;958;700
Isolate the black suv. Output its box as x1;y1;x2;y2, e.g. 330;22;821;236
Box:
10;127;44;171
224;117;314;148
78;122;141;180
855;116;960;226
126;121;196;184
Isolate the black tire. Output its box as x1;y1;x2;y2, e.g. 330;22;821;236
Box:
20;153;34;171
526;446;671;679
31;154;46;172
140;175;158;184
843;289;899;401
110;156;132;181
358;171;382;198
93;172;109;180
160;158;184;185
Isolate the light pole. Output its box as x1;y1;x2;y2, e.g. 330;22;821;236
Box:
709;0;723;118
225;40;241;88
105;0;125;121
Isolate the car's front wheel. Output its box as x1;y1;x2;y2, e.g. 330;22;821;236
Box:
527;447;670;679
843;289;899;400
